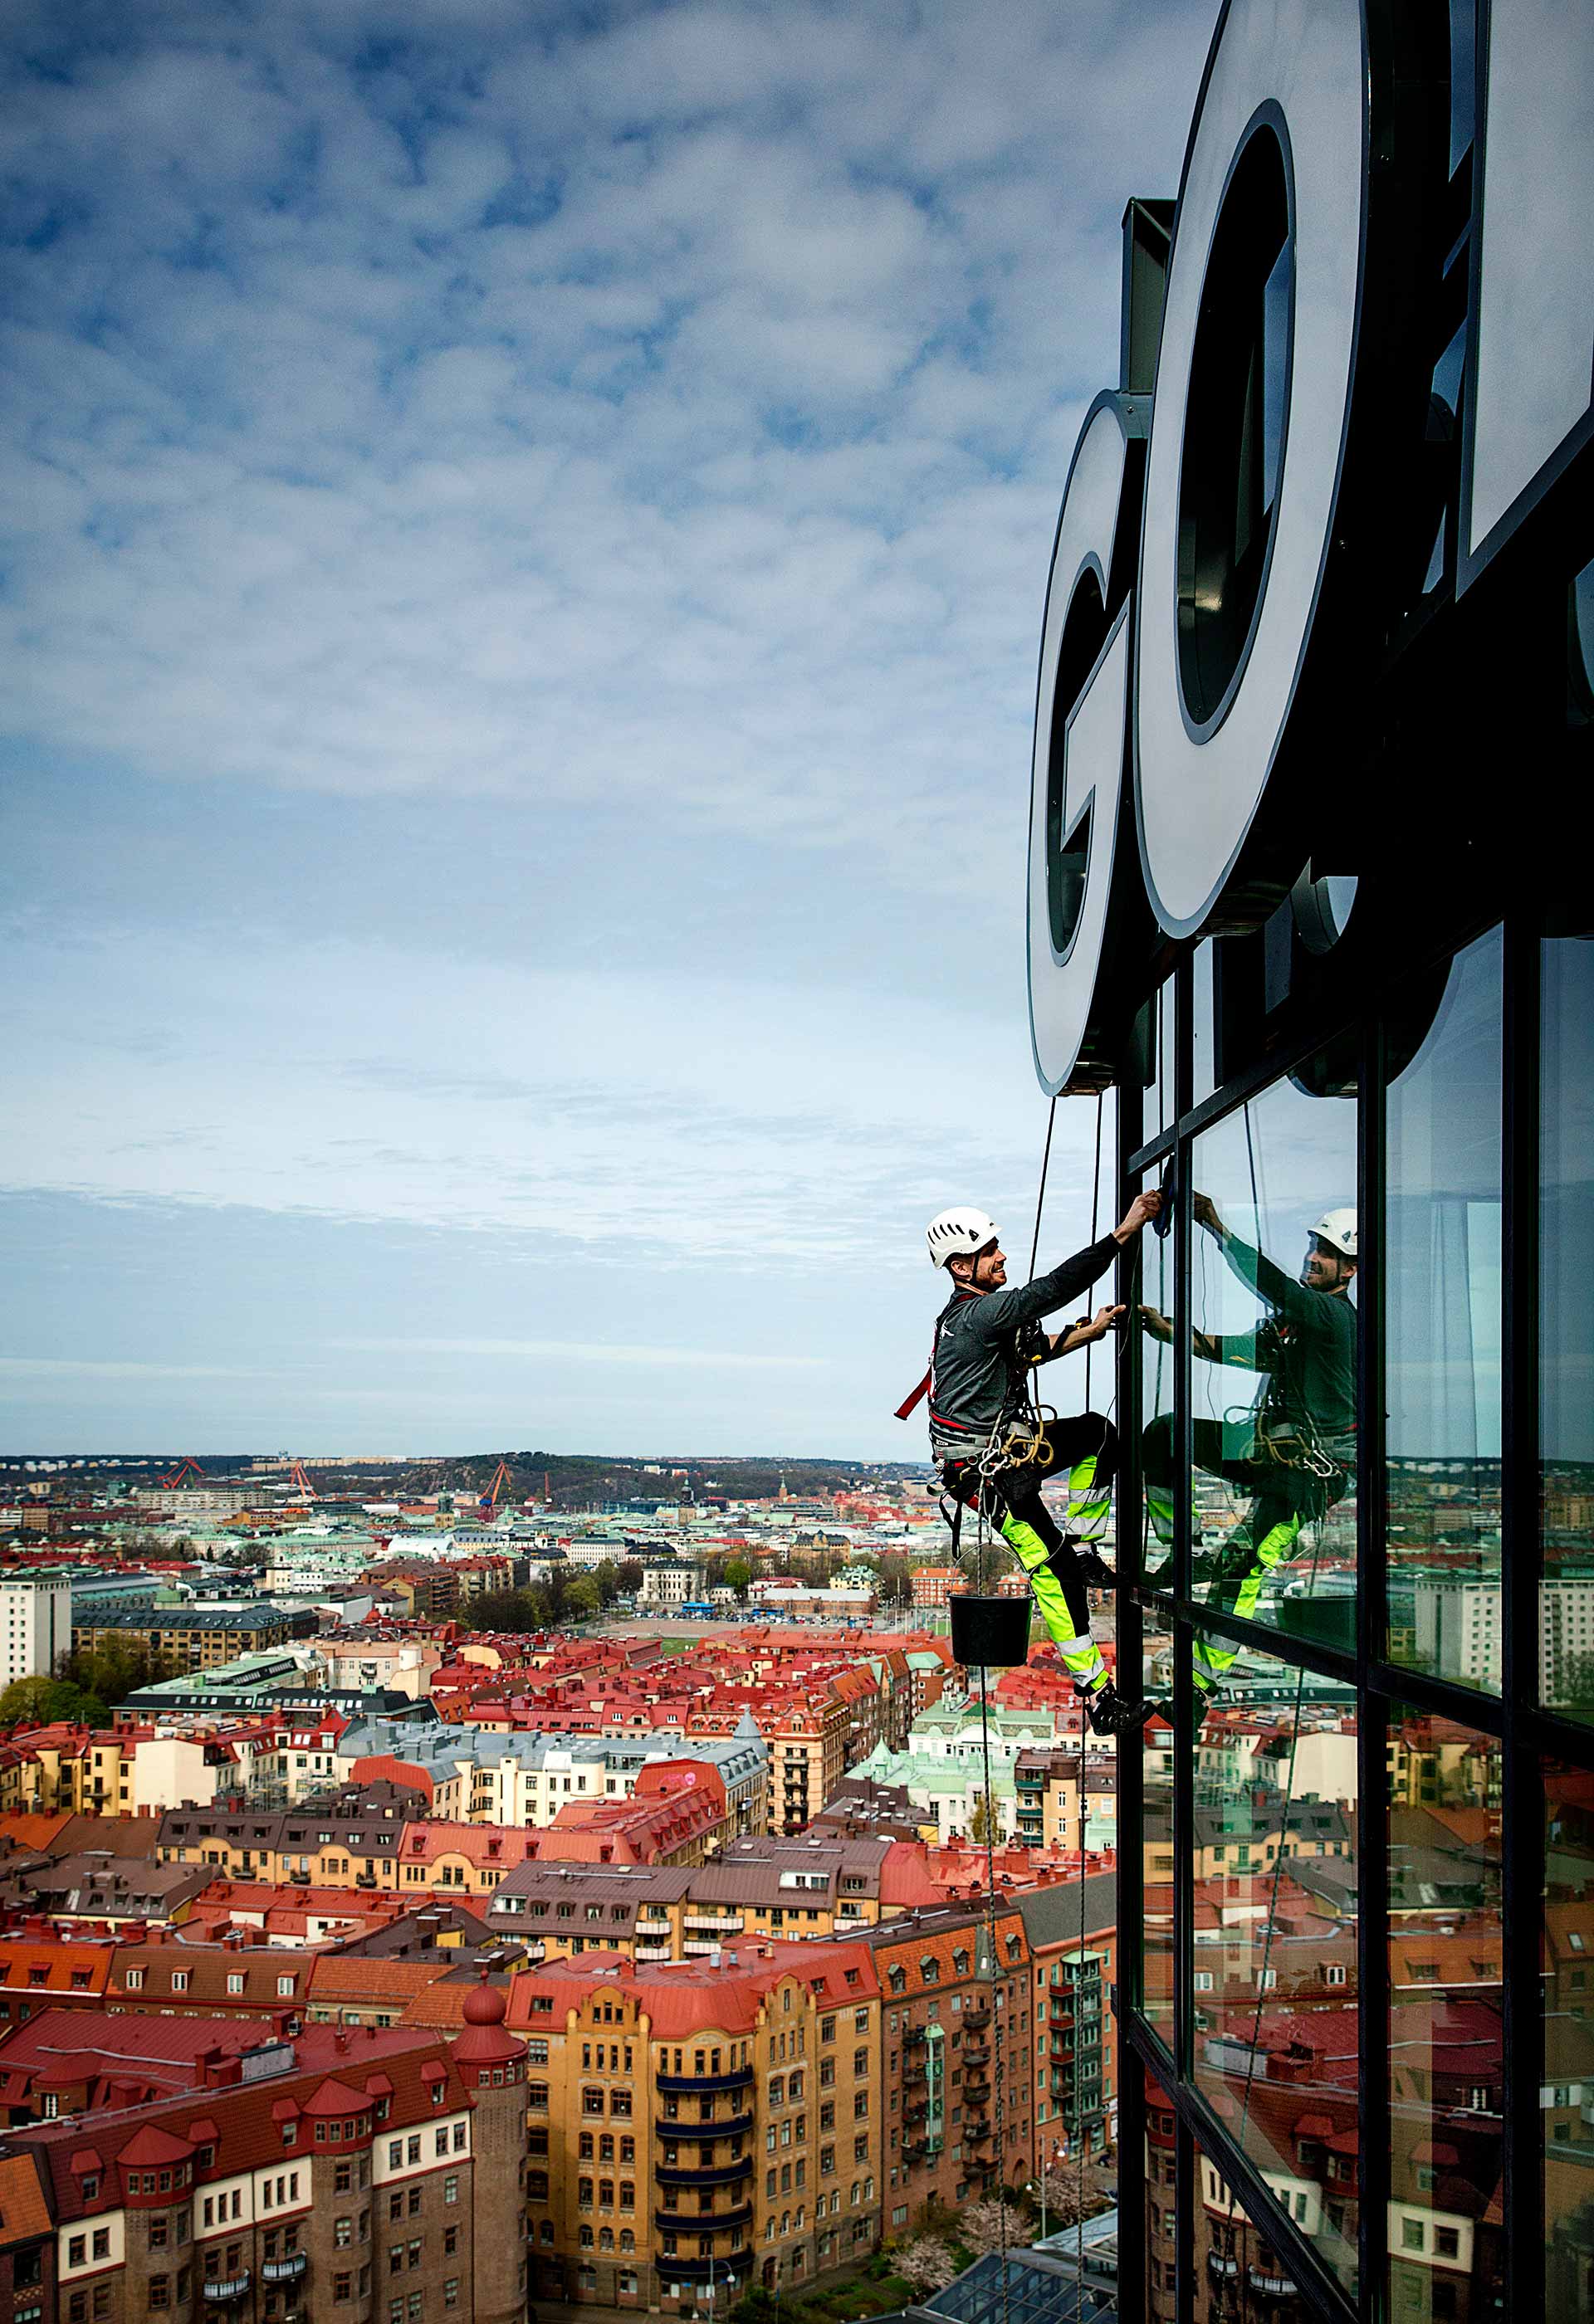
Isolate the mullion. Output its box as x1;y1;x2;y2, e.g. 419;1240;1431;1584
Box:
1358;1003;1390;2322
1501;915;1543;2317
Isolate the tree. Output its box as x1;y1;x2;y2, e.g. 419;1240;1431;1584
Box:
614;1561;644;1595
723;1558;752;1598
1034;2167;1097;2229
958;2196;1032;2257
896;2239;960;2294
0;1676;107;1727
730;2290;778;2324
968;1792;999;1847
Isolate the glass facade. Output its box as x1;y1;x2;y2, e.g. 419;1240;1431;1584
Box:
1035;16;1591;2323
1114;911;1589;2323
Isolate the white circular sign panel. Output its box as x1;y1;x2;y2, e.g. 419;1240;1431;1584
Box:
1134;0;1367;938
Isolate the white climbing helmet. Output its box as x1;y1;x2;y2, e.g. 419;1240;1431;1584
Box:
1310;1208;1357;1258
926;1207;1000;1268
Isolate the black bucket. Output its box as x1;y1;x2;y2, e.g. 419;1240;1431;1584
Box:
950;1592;1033;1668
1276;1593;1357;1656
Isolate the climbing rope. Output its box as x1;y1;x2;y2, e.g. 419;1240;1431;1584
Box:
975;1658;1012;2324
966;1090;1115;2292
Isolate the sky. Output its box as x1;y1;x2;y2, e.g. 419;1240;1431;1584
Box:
0;0;1215;1459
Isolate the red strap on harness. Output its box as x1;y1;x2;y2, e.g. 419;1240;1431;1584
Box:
894;1368;931;1422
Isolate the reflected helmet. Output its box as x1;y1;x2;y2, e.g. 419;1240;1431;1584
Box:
1310;1208;1358;1257
926;1208;1000;1268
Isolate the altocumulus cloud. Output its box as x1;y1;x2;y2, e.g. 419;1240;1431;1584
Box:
2;0;1210;885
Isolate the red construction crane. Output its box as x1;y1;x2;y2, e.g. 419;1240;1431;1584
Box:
478;1458;515;1521
158;1456;208;1489
286;1459;318;1501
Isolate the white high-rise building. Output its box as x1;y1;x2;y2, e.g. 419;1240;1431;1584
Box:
0;1571;71;1686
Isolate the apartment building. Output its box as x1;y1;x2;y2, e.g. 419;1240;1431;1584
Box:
156;1789;424;1889
0;2016;527;2324
707;1701;847;1838
484;1835;941;1961
72;1609;301;1671
510;1942;882;2311
1012;1748;1119;1853
1019;1876;1118;2161
336;1716;768;1838
863;1904;1034;2221
0;1571;71;1686
636;1564;707;1610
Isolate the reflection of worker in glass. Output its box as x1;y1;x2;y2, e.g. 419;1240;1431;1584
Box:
1140;1203;1357;1721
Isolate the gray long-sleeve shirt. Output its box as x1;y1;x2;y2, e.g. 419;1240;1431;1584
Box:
927;1233;1121;1457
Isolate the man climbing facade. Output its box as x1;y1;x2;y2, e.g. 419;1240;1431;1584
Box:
922;1189;1161;1736
1140;1199;1357;1726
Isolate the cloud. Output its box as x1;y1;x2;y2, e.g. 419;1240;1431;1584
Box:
0;1357;262;1381
330;1336;823;1369
0;0;1203;1450
0;0;1211;897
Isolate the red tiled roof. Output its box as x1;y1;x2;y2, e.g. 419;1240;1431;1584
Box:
0;2152;53;2248
13;2030;471;2221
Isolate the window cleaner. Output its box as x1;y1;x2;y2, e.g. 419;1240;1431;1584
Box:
912;1191;1161;1736
1140;1200;1357;1729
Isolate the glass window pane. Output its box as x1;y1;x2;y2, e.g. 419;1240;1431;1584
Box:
1542;936;1594;1720
1144;972;1176;1145
1544;1755;1594;2313
1386;927;1503;1688
1139;1622;1175;2038
1142;2068;1178;2323
1192;940;1218;1108
1194;2122;1320;2320
1188;1630;1358;2300
1388;1703;1504;2318
1176;1064;1358;1664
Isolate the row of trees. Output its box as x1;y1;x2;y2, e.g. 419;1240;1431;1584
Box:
0;1638;177;1730
462;1558;643;1635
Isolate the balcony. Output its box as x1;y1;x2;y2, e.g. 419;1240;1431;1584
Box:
656;2159;754;2190
656;2256;751;2285
963;2004;990;2030
903;2025;927;2046
262;2254;307;2282
656;2114;755;2142
683;1914;742;1933
961;2045;990;2068
1207;2255;1239;2279
655;2204;755;2236
657;2067;753;2097
904;2063;927;2087
203;2273;252;2301
1249;2270;1298;2298
963;2075;991;2102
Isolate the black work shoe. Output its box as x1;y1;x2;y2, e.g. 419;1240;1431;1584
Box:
1070;1544;1117;1590
1083;1680;1156;1737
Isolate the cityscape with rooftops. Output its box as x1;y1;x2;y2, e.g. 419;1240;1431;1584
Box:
0;1448;1155;2322
0;1424;1552;2324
